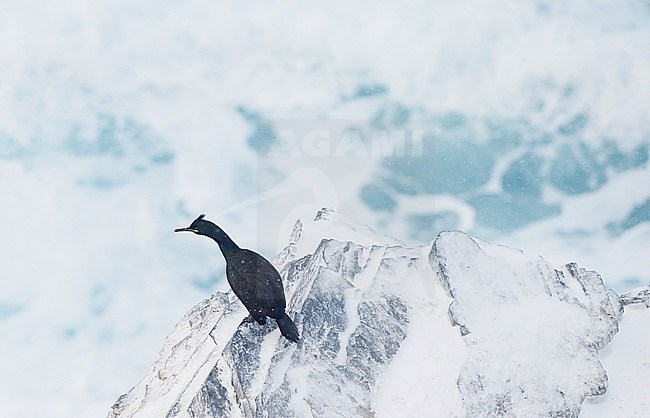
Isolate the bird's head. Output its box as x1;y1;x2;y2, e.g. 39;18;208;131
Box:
174;214;213;236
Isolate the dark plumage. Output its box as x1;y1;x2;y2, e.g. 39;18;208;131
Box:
175;214;299;343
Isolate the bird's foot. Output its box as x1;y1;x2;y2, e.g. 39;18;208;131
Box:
252;314;267;325
240;313;267;327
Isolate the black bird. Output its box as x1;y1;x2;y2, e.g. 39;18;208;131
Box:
175;214;300;343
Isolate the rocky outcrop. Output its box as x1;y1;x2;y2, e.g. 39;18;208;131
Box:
109;209;635;418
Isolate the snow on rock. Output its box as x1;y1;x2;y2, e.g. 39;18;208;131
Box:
619;286;650;308
580;286;650;418
431;233;618;417
108;209;636;418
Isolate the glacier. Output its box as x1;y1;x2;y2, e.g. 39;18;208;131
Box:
108;209;649;417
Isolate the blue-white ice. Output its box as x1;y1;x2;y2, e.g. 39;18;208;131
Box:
0;1;648;416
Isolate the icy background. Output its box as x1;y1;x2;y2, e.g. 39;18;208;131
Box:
0;0;648;416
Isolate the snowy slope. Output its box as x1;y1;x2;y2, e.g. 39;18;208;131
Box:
108;209;646;417
581;288;650;417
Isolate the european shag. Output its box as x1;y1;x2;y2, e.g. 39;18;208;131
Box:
175;214;300;343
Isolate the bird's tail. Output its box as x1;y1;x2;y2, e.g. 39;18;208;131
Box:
276;313;300;343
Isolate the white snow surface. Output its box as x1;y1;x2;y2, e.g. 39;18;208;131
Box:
581;290;650;418
108;210;645;417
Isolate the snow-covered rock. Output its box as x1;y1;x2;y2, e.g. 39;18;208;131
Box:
108;209;645;418
580;285;650;418
619;286;650;308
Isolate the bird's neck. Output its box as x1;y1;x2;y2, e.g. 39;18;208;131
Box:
206;225;240;256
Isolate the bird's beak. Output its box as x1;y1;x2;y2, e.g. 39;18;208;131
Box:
174;227;198;233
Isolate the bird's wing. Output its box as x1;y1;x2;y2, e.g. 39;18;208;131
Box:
227;250;286;310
